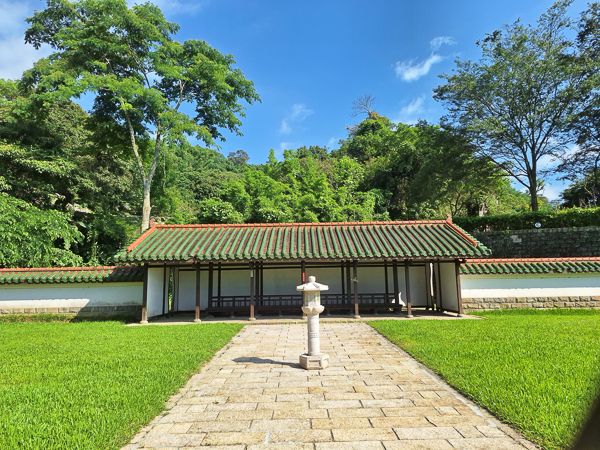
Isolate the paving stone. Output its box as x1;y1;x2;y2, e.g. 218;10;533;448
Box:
394;427;463;440
270;429;333;443
123;323;534;450
312;418;372;429
316;442;384;449
448;438;528;449
332;427;398;441
383;440;455;449
202;431;267;446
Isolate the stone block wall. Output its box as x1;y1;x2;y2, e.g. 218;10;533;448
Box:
471;227;600;258
463;296;600;311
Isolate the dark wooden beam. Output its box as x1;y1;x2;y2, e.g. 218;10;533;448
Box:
249;262;256;321
141;264;148;324
455;260;464;316
162;266;168;316
208;262;214;311
346;263;352;306
353;260;360;319
194;263;201;323
436;260;444;312
405;261;413;318
393;260;400;314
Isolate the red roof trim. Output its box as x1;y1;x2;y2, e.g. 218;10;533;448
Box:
151;220;448;229
126;226;156;253
446;222;478;247
465;257;600;263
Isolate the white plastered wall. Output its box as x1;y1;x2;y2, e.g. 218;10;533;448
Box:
439;262;459;311
147;267;168;318
461;273;600;298
0;282;142;309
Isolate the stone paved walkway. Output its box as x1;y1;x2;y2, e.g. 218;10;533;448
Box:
124;323;537;450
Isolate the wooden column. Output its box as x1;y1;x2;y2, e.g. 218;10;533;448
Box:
301;260;306;283
249;262;256;321
353;260;360;319
162;266;168;316
455;260;464;316
346;263;352;307
436;260;444;311
405;261;413;318
194;263;201;323
425;263;432;311
208;262;214;312
393;260;400;314
217;263;222;304
384;261;389;302
341;263;345;296
260;262;264;297
140;264;148;324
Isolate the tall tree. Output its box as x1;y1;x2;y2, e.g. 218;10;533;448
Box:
434;1;587;211
23;0;259;231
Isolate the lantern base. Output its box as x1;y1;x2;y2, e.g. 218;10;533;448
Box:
299;353;329;370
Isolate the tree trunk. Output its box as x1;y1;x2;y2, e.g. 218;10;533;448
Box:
530;186;539;211
141;182;152;232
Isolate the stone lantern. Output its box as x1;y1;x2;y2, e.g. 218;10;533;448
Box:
297;276;329;370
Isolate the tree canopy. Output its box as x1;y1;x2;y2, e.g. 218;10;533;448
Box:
23;0;259;231
434;0;588;211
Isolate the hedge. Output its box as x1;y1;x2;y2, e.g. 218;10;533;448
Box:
452;207;600;232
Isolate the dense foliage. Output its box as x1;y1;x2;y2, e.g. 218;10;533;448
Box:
1;0;599;268
453;206;600;232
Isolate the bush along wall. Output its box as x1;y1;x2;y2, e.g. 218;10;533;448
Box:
453;207;600;233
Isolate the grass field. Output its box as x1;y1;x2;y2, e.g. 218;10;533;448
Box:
0;319;243;450
370;309;600;450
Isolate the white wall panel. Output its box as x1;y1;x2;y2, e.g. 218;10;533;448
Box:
0;283;142;309
461;273;600;298
440;262;459;311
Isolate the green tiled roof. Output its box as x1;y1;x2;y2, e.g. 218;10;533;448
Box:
117;220;491;263
461;258;600;275
0;266;144;284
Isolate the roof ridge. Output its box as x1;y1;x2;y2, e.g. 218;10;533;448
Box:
445;222;479;247
152;220;448;229
465;257;600;263
126;226;157;253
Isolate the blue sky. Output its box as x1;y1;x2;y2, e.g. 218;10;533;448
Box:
0;0;591;200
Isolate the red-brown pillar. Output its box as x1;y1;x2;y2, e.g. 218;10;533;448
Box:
405;261;413;318
455;260;464;316
140;264;148;324
194;263;201;323
249;262;256;321
353;260;360;319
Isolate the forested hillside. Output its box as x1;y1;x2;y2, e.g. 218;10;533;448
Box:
1;0;599;268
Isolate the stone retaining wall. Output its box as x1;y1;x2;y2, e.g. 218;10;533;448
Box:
472;227;600;258
463;296;600;311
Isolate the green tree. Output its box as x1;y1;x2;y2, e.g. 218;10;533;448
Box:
0;194;82;268
434;1;587;211
23;0;259;232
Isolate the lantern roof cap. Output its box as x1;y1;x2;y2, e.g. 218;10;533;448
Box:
297;275;329;292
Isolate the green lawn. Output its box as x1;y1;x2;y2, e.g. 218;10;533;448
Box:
369;309;600;450
0;319;243;450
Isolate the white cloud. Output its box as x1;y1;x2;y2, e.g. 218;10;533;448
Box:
394;35;456;82
279;103;314;134
395;95;426;124
430;36;456;51
395;54;443;82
